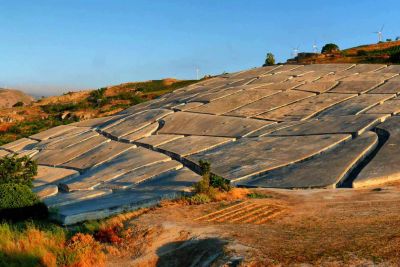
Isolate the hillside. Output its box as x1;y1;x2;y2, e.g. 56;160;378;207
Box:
0;78;200;145
288;40;400;64
3;64;400;265
0;88;34;109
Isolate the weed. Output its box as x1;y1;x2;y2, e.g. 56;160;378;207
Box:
247;192;273;199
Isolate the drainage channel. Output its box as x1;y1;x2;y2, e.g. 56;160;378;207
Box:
338;128;390;188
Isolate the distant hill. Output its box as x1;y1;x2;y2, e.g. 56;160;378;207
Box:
287;40;400;64
0;89;34;109
0;78;201;145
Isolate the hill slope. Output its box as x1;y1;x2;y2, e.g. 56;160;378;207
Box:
288;40;400;64
0;88;34;109
0;78;200;145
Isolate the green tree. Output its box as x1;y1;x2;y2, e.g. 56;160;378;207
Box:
321;43;340;54
0;183;40;209
263;53;275;66
0;155;38;187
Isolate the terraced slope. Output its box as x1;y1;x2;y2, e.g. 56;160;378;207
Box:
2;63;400;224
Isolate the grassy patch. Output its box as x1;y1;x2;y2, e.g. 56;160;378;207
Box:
0;116;79;146
247;192;273;199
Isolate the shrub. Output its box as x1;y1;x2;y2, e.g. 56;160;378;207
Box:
247;192;273;199
0;183;39;210
88;88;109;107
389;52;400;63
190;160;231;204
210;175;231;192
321;43;340;54
0;156;37;187
187;193;211;205
357;50;368;56
12;101;24;107
263;53;275;66
59;233;106;266
40;102;86;114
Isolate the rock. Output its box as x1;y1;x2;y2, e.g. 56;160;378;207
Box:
100;109;173;139
269;115;387;137
61;141;135;171
354;117;400;187
328;81;383;94
187;134;350;182
188;88;281;115
158;112;272;137
295;81;339;94
136;134;185;148
61;147;171;191
256;93;356;121
225;90;315;118
33;185;58;199
1;138;38;152
34;166;80;187
238;132;378;188
317;94;395;117
33;135;109;166
156;136;235;158
30;125;78;141
368;81;400;94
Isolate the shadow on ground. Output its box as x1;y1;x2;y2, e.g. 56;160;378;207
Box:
156;237;239;267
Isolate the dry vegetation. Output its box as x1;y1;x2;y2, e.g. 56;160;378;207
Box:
293;40;400;64
0;78;200;146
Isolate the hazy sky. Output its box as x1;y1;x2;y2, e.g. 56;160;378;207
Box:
1;0;400;96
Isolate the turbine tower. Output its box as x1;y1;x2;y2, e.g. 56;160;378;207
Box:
312;42;318;53
292;46;300;57
373;25;384;42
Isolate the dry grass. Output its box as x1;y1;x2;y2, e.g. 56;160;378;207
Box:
0;222;106;267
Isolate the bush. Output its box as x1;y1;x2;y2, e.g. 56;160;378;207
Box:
187;193;211;205
263;53;275;66
88;88;109;107
12;101;24;107
190;160;231;204
0;156;38;187
0;183;39;209
357;50;368;56
390;52;400;63
321;43;340;54
247;192;273;199
210;175;231;192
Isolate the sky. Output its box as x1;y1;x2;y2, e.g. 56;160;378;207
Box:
1;0;400;96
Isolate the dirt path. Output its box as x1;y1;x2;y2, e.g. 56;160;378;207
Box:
107;183;400;266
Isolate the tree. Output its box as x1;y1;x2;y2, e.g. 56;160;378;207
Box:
0;155;38;187
263;53;275;66
321;43;340;54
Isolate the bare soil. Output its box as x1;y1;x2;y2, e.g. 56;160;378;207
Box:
107;182;400;266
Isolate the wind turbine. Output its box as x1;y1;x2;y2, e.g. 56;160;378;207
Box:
292;45;300;57
312;41;318;53
373;25;384;42
196;67;200;80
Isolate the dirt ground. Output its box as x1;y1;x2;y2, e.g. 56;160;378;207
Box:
106;182;400;266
